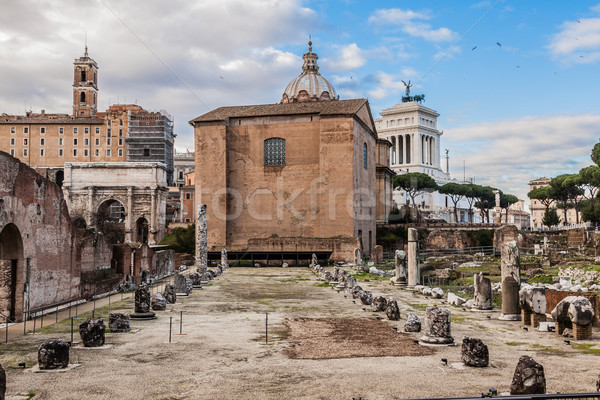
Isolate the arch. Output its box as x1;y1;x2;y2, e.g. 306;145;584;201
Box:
72;217;87;229
135;217;149;244
81;70;86;82
96;199;126;244
80;91;86;103
0;223;24;322
55;170;64;187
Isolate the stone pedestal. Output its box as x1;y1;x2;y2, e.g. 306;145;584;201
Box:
393;250;407;286
79;318;106;347
38;339;70;370
500;241;521;321
420;307;454;345
109;313;130;333
407;228;419;287
530;313;546;328
472;272;493;311
174;273;189;296
573;324;593;340
130;286;156;320
521;310;532;326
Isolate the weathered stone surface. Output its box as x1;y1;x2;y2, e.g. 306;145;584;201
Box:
461;337;489;367
189;272;202;287
386;300;400;321
352;286;363;299
371;296;388;312
394;250;407;283
420;307;454;345
372;245;383;263
448;292;466;306
404;313;421;332
0;362;5;400
164;284;177;304
360;290;373;305
510;355;546;395
500;241;521;320
431;287;444;299
354;248;363;271
151;292;167;311
134;286;151;313
473;272;493;310
79;317;106;347
221;248;229;269
186;278;194;294
109;313;130;333
38;339;70;369
196;204;208;276
407;228;419;286
174;273;189;295
567;297;595;326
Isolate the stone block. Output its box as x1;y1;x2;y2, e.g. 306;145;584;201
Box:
38;339;70;369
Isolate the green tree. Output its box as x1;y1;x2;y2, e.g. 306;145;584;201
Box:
393;172;438;223
473;185;496;223
500;193;519;223
160;224;196;255
439;182;466;223
579;165;600;200
527;186;554;212
542;208;560;227
581;198;600;225
462;184;478;223
549;174;584;224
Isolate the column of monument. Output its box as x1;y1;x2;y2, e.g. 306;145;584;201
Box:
500;240;521;321
407;228;419;287
196;204;208;277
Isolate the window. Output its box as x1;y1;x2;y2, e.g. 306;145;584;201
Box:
84;138;89;146
178;171;184;180
107;138;111;145
264;137;286;166
81;70;86;81
73;138;78;146
119;119;123;126
9;149;14;157
59;149;63;157
106;149;111;157
107;128;111;137
185;193;191;200
40;127;46;134
40;138;45;146
107;120;111;126
95;149;99;156
80;92;86;103
73;149;78;157
95;138;100;146
10;138;15;146
40;148;45;157
95;127;100;134
363;143;367;169
185;218;191;223
118;148;123;157
59;138;63;146
84;127;89;134
23;138;28;146
23;149;28;157
144;148;150;157
84;149;89;157
118;138;123;146
73;127;78;134
59;127;63;134
24;127;29;134
10;127;15;134
119;129;123;137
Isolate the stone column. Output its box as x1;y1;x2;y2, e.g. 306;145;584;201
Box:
221;248;228;269
472;272;493;311
500;240;521;320
149;186;157;245
125;186;133;243
392;250;407;286
87;186;94;228
196;204;208;277
420;307;454;345
407;228;419;287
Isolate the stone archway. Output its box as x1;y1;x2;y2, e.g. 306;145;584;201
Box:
136;217;149;244
0;224;24;322
96;199;126;244
55;170;64;188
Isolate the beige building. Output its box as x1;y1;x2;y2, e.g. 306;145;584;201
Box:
0;48;174;185
529;177;581;228
190;42;392;262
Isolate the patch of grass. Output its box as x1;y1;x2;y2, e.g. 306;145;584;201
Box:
408;303;427;311
528;275;554;284
506;341;527;346
314;283;331;287
572;343;600;354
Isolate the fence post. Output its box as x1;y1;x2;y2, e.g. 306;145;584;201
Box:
5;318;8;344
71;317;74;343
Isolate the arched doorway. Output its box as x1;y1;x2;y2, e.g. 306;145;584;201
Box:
0;224;24;322
96;199;126;244
136;217;149;244
55;170;64;188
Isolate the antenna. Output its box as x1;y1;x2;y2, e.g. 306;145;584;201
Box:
84;30;88;57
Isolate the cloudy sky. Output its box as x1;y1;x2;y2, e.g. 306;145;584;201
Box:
2;0;600;204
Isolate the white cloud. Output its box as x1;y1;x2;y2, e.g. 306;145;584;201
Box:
322;43;365;71
445;114;600;200
367;72;410;99
548;5;600;64
368;8;458;43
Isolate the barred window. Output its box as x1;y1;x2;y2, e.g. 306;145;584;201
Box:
264;137;286;166
363;143;367;169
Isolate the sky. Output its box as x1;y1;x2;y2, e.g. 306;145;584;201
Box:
2;0;600;205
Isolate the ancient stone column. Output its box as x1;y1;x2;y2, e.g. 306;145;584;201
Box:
353;248;363;270
420;307;454;345
125;186;133;243
174;273;189;296
500;241;521;321
129;285;156;320
407;228;419;287
196;204;208;277
392;250;407;285
221;248;228;269
372;245;383;263
87;186;95;228
472;272;493;311
149;186;157;245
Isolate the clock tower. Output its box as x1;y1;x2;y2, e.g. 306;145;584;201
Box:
73;46;98;118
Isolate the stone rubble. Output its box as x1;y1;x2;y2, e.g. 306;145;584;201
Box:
38;339;71;370
461;337;489;367
151;292;167;311
109;313;130;333
510;355;546;395
404;313;421;332
79;317;106;347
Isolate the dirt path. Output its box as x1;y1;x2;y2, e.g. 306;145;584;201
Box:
2;267;599;400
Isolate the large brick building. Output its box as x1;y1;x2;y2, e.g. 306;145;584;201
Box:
0;48;175;185
191;42;392;262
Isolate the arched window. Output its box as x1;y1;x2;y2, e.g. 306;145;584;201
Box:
264;138;286;166
363;143;367;169
81;70;86;82
80;92;86;103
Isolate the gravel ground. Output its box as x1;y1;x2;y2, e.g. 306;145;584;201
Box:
2;267;599;400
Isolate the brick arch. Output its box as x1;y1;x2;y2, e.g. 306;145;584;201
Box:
0;223;24;321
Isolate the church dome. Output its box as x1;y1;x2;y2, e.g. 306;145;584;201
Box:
280;41;339;104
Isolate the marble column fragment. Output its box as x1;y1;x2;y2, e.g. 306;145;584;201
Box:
472;272;493;311
196;204;208;277
407;228;419;287
500;241;521;321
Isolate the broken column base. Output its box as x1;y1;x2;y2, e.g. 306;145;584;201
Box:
573;324;593;340
419;336;455;346
129;311;157;320
499;313;520;321
530;313;546;328
521;310;532;326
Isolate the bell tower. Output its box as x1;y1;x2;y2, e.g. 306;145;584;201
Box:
73;46;98;118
